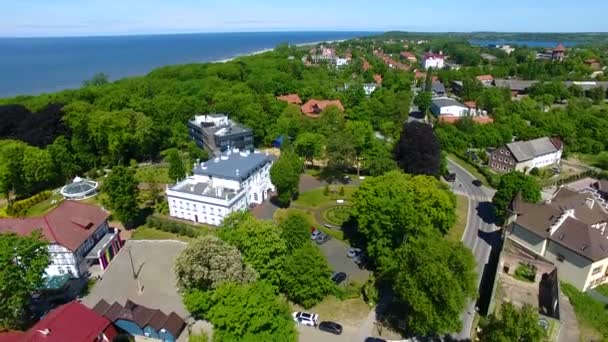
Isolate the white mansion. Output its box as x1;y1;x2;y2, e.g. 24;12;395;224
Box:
166;149;276;225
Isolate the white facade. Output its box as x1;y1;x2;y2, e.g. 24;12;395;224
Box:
515;149;563;172
363;83;378;96
166;150;275;226
430;99;469;117
423;56;444;69
335;57;349;67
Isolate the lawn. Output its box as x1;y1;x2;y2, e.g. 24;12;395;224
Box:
293;185;357;208
446;194;468;243
24;192;64;217
290;295;370;326
447;153;492;187
273;207;345;241
131;227;192;242
561;282;607;341
594;284;608;298
135;165;171;184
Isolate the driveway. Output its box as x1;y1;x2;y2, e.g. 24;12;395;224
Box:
297;324;360;342
317;238;369;284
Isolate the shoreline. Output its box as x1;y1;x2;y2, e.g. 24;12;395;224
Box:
213;38;347;63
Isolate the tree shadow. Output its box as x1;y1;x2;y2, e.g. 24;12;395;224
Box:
475;230;503;316
475;201;496;225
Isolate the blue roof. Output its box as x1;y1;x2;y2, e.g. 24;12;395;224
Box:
193;151;275;181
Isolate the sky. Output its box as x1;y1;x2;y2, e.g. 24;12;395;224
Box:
0;0;606;37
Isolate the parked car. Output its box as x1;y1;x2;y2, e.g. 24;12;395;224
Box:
318;321;343;335
315;232;331;244
292;311;319;327
443;172;456;182
330;272;347;285
472;179;483;187
347;247;362;258
353;253;366;266
364;338;387;342
323;223;334;229
311;230;322;240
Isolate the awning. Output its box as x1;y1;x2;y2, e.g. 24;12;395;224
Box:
86;233;115;260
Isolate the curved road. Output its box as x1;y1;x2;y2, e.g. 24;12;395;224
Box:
446;159;500;340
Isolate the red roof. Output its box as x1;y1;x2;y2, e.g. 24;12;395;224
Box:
0;201;109;251
362;60;370;71
423;52;444;60
554;43;566;52
373;74;383;85
585;59;599;64
439;115;493;124
476;75;494;82
400;51;417;60
0;330;24;342
300;100;344;118
20;301;117;342
276;94;302;105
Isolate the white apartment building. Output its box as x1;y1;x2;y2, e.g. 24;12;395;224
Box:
166;149;276;226
422;52;445;69
430;97;468;117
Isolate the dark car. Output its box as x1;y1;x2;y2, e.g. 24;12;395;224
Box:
318;321;343;335
472;179;483;187
443;172;456;182
330;272;347;285
364;338;387;342
315;232;332;244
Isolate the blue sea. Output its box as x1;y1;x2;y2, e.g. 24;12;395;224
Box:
0;31;372;98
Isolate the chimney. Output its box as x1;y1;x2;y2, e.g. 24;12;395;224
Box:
190;186;194;192
586;198;595;210
37;329;51;336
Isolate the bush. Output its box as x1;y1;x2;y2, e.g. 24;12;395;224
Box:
335;281;363;300
514;263;537;282
146;215;205;238
6;190;53;216
529;167;540;176
362;275;379;305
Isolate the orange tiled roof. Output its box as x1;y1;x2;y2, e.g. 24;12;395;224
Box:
476;75;494;82
300;99;344;118
373;74;383;85
277;94;302;105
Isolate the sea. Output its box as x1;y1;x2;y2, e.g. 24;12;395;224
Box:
0;31;373;98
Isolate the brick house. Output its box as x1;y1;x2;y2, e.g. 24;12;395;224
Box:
489;137;563;173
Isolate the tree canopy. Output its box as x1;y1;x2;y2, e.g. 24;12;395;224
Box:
0;232;50;329
480;302;545;342
269;151;303;207
395;121;442;176
167;148;186;182
102;165;140;228
492;171;541;224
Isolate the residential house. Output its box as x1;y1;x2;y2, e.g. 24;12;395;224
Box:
374;50;409;71
476;74;495;86
591;179;608;201
552;43;566;62
166;149;275;226
489;137;563;173
0;301;118;342
585;59;602;71
422;52;445;69
430;97;468;117
506;186;608;291
431;81;446;97
400;51;417;62
0;201;122;277
300;99;344;118
310;46;337;64
373;74;383;85
188;114;254;157
438;115;493;125
494;79;539;97
362;59;371;71
363;83;379;96
93;300;186;342
276;94;302;105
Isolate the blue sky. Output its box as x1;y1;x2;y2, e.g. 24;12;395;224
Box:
1;0;606;37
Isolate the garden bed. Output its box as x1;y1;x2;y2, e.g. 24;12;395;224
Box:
322;205;352;226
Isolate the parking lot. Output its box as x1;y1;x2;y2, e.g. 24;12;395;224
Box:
317;238;370;284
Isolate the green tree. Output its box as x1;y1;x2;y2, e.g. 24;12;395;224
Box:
325;132;356;180
280;245;334;308
480;302;545;342
492;171;541;224
83;72;109;86
167;148;186;182
345;121;374;177
219;213;288;287
414;91;432;114
175;234;257;291
270;151;303;207
0;232;50;329
293;132;325;168
277;212;311;251
184;281;297;342
392;234;476;336
102;165;140;228
362;139;398;176
350;171;456;270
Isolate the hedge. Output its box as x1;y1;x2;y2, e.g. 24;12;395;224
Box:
145;215;206;238
6;190;53;216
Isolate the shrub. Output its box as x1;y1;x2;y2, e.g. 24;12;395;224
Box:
6;190;53;216
530;167;540;176
514;263;536;282
146;215;205;238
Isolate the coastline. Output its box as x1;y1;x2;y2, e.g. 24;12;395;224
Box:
214;38;347;63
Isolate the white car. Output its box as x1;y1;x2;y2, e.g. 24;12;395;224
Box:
347;247;362;258
311;230;322;240
292;311;319;327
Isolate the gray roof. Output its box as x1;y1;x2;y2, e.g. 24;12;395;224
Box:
431;97;465;108
481;53;497;61
172;181;239;201
506;137;559;162
494;79;539;91
563;81;608;91
432;82;446;94
193;151;275;182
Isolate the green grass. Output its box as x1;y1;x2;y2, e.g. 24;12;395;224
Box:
571;152;608;171
135;165;171;184
273;207;345;241
561;282;608;340
322;205;352;226
447;153;492;187
131;227;192;242
81;278;98;296
595;284;608;298
446;195;468;243
293;186;357;208
290;295;370;326
24;193;64;217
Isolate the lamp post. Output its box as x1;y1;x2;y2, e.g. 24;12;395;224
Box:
127;246;143;293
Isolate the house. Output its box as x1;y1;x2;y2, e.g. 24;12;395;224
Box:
93;299;185;342
400;51;417;62
276;94;302;105
363;83;379;96
310;46;337;64
422;52;445;69
0;201;122;277
335;57;350;67
494;79;539;97
505;186;608;291
585;59;602;71
373;74;383;85
430;97;468;117
489;137;563;173
591;179;608;201
300;99;344;118
188;114;254;157
0;301;118;342
552;43;566;62
476;74;495;86
166;149;275;226
431;81;446;97
481;53;498;62
362;59;371;71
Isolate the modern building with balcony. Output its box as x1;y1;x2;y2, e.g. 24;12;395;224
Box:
187;114;254;157
166;148;275;226
0;201;122;277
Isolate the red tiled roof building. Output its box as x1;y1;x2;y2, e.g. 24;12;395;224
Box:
300;100;344;118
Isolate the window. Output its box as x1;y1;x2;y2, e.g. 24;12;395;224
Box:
492;155;496;160
58;267;65;275
500;150;504;154
557;253;565;262
506;151;510;156
510;161;514;165
254;193;259;201
498;157;503;162
592;266;603;275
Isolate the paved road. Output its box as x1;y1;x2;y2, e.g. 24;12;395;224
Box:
446;159;500;340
